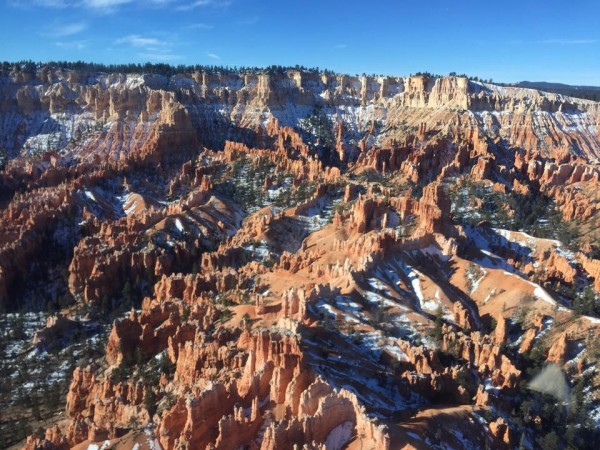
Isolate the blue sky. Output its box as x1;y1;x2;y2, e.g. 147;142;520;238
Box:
1;0;599;85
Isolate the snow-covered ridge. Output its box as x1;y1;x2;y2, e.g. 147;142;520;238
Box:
470;80;599;106
4;68;596;111
1;68;599;160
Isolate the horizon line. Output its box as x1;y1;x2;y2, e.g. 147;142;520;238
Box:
2;60;599;89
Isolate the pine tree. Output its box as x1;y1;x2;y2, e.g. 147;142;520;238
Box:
31;396;42;420
144;388;158;418
122;281;133;310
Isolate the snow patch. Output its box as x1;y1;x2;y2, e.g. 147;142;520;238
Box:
385;344;410;362
397;260;425;307
244;241;271;262
533;286;556;305
584;315;600;324
324;421;353;450
84;190;96;202
407;431;422;441
421;299;441;312
419;245;450;261
86;442;111;450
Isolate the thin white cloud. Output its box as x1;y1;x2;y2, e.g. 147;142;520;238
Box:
10;0;69;8
11;0;230;12
185;23;214;30
56;40;90;50
206;52;220;60
43;22;87;37
81;0;134;9
139;52;182;62
335;44;347;49
116;34;182;62
538;38;597;45
177;0;231;11
116;35;165;48
12;0;133;13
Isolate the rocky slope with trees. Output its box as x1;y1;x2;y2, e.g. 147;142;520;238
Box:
1;63;600;449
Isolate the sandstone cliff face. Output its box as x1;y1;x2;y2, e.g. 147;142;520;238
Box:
2;68;599;161
401;75;470;110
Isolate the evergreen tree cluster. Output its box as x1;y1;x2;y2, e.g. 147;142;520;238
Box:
0;60;334;78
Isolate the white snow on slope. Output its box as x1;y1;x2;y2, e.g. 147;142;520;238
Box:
467;267;487;294
86;442;111;450
501;270;557;305
397;260;425;307
324;421;353;450
533;286;556;305
84;190;96;202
